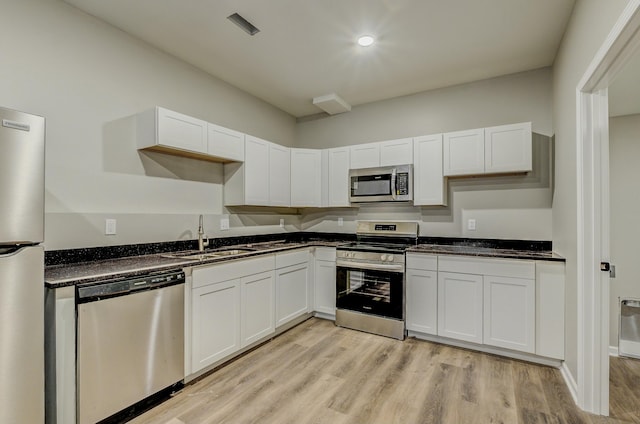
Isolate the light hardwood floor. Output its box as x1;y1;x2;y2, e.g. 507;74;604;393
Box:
610;355;640;423
131;318;632;424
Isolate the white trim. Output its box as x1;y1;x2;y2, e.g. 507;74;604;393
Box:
561;361;579;406
576;0;640;415
407;331;562;368
609;346;619;357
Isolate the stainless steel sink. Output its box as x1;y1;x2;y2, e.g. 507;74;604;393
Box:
161;248;255;260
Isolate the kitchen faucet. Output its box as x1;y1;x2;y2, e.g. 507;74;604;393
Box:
198;214;209;252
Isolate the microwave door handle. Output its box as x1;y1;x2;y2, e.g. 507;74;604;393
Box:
391;168;397;200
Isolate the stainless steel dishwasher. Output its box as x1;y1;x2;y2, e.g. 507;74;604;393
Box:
76;269;185;424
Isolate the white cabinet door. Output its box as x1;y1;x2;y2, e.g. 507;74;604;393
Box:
484;122;532;173
483;275;535;353
191;279;241;373
437;271;483;343
139;107;207;154
207;123;245;162
313;247;336;318
327;147;350;207
406;269;438;335
535;261;565;359
443;128;485;176
379;138;413;166
269;143;291;207
244;135;270;206
291;148;322;207
413;134;446;206
276;262;309;327
349;143;380;169
241;270;275;348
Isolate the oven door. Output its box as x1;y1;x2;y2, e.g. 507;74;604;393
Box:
336;260;404;320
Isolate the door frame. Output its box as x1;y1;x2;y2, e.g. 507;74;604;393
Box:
576;0;640;415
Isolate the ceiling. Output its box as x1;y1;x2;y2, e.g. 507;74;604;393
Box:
63;0;576;118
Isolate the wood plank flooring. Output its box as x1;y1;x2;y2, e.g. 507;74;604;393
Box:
131;318;633;424
610;355;640;423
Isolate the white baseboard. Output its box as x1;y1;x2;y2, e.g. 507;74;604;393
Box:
609;345;619;357
560;362;579;406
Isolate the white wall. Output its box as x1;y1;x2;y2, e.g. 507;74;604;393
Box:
609;114;640;348
298;69;554;240
0;0;298;250
552;0;631;381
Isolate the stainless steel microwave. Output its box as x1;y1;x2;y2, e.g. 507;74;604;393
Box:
349;165;413;203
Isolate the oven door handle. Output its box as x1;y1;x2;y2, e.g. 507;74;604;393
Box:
336;260;405;273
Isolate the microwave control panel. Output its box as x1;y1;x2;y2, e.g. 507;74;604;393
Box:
396;173;409;195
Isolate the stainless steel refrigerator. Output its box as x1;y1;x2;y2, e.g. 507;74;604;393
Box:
0;106;45;423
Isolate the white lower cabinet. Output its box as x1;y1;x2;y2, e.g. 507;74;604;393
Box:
190;255;275;375
275;250;311;328
437;271;484;344
191;279;241;373
241;270;275;347
406;253;438;335
313;247;336;318
483;275;535;353
408;253;552;359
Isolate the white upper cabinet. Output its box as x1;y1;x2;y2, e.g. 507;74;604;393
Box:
484;122;532;173
224;135;270;206
379;138;413;166
349;143;380;169
291;149;322;207
443;128;485;176
349;138;413;169
207;123;245;162
444;122;532;176
224;136;291;207
138;107;208;154
137;107;245;162
327;147;350;207
413;134;446;206
269;143;291;207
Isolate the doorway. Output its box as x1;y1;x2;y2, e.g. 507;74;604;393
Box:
607;45;640;421
577;0;640;416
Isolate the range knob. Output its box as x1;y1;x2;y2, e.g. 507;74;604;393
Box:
381;254;387;261
387;254;394;262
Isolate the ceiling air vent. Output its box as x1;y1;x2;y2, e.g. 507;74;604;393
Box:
312;93;352;115
227;13;260;36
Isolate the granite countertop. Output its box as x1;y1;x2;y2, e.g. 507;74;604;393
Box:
45;241;338;288
45;236;563;289
407;244;565;261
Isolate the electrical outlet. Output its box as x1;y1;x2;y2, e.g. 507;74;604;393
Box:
338;217;344;227
105;219;117;235
467;219;476;231
220;217;230;231
279;218;285;228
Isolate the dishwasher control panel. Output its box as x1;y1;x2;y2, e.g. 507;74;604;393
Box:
77;269;185;303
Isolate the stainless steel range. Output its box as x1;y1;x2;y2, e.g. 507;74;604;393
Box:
336;221;418;340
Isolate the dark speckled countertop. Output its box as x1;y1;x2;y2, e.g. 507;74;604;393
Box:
45;241;337;288
406;244;565;261
45;234;564;289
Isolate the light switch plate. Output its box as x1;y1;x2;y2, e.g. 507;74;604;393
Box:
467;219;476;231
280;218;285;228
338;217;344;227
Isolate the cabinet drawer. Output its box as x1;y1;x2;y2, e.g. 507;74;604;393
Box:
438;255;534;279
193;255;275;288
314;247;336;262
275;249;309;269
406;253;437;271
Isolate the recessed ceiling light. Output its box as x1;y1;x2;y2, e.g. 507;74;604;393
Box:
357;35;375;47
